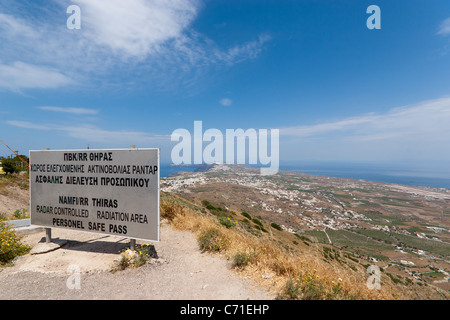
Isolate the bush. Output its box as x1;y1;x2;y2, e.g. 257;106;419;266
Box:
197;228;230;252
387;272;403;284
160;199;185;221
202;200;216;211
254;225;268;233
13;209;27;220
241;212;251;220
294;233;311;242
218;216;235;228
111;244;154;272
0;156;28;174
232;252;251;268
202;200;228;217
271;223;282;231
0;219;31;265
252;218;263;227
278;278;301;300
231;248;260;269
277;272;345;300
1;158;16;175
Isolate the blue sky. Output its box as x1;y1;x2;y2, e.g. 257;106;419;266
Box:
1;0;450;172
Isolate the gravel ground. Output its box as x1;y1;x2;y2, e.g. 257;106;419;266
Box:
0;222;273;300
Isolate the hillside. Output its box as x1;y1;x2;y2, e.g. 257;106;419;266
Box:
159;193;448;299
162;163;450;298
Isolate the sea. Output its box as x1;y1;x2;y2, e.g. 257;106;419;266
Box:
160;161;450;190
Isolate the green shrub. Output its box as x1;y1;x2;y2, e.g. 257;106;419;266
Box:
197;228;230;252
232;252;251;268
202;200;229;217
231;248;260;268
252;218;263;227
254;225;268;233
0;219;31;265
271;223;282;231
13;209;27;220
278;273;346;300
1;158;16;175
133;245;153;268
202;200;216;211
111;244;154;272
241;212;251;220
294;234;311;243
218;216;235;228
387;272;402;284
344;253;359;263
278;278;301;300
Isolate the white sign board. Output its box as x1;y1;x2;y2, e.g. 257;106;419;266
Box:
29;149;160;241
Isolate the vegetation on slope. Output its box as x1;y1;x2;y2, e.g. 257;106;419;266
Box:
160;192;449;300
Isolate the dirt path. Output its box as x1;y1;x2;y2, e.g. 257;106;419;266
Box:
0;223;273;300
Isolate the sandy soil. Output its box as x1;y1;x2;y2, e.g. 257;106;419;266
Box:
0;186;29;217
0;222;273;300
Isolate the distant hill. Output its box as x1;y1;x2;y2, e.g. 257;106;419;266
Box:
195;163;259;173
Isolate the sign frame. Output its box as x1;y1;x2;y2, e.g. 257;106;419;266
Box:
29;148;160;242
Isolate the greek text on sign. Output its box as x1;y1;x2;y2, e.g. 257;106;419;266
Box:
29;149;160;241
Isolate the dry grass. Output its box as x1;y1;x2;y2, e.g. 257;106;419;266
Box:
160;193;449;300
0;173;29;195
0;173;29;219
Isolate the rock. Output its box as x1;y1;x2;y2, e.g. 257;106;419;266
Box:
261;273;274;279
30;239;68;255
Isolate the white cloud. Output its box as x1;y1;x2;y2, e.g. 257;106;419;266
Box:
279;97;450;161
37;106;99;115
438;17;450;36
0;61;73;91
214;34;271;65
62;125;168;144
281;115;374;138
281;97;450;140
6;120;51;131
73;0;199;59
220;98;233;106
0;13;38;39
6;120;168;144
0;1;271;91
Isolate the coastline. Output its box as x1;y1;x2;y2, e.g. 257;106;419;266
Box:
161;163;450;190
